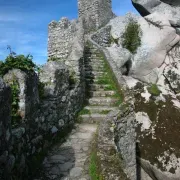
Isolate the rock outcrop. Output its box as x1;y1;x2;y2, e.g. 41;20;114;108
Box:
131;0;180;33
106;12;180;84
88;2;180;178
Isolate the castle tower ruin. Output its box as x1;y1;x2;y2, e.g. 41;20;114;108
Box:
78;0;114;32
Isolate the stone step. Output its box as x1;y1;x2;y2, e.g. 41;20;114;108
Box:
84;54;104;61
86;97;118;106
85;78;99;84
84;61;104;66
85;74;104;79
84;64;104;70
84;60;104;65
79;114;107;123
84;106;118;113
89;90;116;97
84;58;104;62
85;71;107;76
86;84;111;90
85;48;100;54
85;67;105;72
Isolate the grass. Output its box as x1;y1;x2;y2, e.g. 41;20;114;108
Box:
78;108;91;115
89;132;103;180
147;84;161;97
89;153;101;180
96;57;123;106
99;110;111;114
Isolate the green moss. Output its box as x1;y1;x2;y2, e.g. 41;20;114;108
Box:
99;110;111;114
38;81;45;100
89;132;103;180
122;17;142;54
147;84;161;96
89;152;103;180
8;78;21;127
78;109;91;115
96;58;123;105
47;56;62;62
69;74;77;88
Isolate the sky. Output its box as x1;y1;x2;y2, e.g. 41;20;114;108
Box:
0;0;138;65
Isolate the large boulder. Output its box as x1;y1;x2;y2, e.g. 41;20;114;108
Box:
108;13;180;83
108;13;139;48
106;46;132;74
131;0;180;32
124;79;180;180
130;12;180;83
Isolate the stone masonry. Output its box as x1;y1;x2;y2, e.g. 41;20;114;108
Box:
48;18;78;59
0;79;12;179
78;0;114;32
0;58;85;179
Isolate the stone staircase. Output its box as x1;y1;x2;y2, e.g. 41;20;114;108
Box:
79;44;120;123
33;44;122;180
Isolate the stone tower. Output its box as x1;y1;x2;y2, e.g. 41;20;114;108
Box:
78;0;114;32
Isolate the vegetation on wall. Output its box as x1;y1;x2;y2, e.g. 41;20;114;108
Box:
10;78;21;127
147;84;161;96
47;56;63;62
89;133;103;180
109;35;119;45
38;81;46;100
0;46;45;124
121;17;142;54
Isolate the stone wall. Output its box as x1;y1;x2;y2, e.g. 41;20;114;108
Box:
0;59;85;179
3;69;39;123
91;25;111;47
48;18;85;77
0;79;12;179
78;0;113;32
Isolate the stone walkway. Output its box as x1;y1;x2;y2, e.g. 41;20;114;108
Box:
34;124;97;180
34;44;120;180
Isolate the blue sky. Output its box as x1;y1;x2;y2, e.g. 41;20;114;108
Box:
0;0;138;65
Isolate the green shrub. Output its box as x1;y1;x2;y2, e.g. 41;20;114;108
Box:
0;52;37;76
147;84;161;96
122;17;142;54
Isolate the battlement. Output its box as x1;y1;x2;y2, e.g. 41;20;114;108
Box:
48;0;114;60
48;17;77;59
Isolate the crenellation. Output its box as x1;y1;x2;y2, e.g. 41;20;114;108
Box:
48;17;78;60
